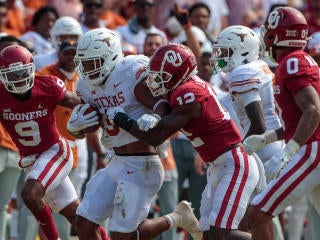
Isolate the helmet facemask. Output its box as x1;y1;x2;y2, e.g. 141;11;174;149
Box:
147;66;197;97
147;43;198;96
210;46;233;74
74;52;115;86
0;62;35;94
147;70;172;97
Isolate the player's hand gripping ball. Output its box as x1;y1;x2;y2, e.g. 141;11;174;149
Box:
82;104;101;133
67;103;101;134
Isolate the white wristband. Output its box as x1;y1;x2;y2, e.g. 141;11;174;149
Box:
283;139;300;160
151;113;161;121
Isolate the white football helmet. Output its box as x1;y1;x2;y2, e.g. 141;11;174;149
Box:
50;16;83;50
74;28;123;86
211;25;260;73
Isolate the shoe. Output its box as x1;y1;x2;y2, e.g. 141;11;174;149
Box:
169;201;203;240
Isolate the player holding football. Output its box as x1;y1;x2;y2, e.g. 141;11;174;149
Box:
67;28;202;240
241;7;320;240
0;45;107;240
106;43;259;240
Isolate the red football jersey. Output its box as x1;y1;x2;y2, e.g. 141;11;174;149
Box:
0;75;66;157
169;76;242;162
274;50;320;143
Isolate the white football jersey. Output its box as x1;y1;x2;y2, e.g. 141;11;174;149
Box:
77;54;151;148
228;60;282;135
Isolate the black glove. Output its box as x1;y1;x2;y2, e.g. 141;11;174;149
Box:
173;3;191;29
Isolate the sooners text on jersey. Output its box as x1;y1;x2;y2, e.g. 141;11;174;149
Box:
0;75;66;156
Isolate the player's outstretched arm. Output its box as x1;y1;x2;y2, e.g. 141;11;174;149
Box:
58;91;82;108
108;103;201;146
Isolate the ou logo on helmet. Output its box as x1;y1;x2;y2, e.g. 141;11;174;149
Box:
267;11;280;29
162;50;183;67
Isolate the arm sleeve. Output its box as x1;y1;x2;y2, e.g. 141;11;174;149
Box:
233;89;261;107
229;67;261;94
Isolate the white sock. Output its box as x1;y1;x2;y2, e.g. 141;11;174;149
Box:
164;215;174;228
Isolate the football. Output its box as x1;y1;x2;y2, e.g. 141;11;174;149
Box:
81;104;101;134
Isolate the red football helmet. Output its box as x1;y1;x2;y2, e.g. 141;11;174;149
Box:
0;45;35;94
261;7;308;61
147;43;198;96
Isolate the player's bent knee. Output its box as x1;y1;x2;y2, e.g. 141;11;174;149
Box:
247;205;272;228
76;215;97;229
21;189;40;207
21;180;45;203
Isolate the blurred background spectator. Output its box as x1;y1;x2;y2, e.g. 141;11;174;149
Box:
199;0;229;40
226;0;265;27
100;0;127;29
22;0;46;30
188;2;214;44
5;0;26;36
0;1;20;37
34;16;83;70
20;5;59;55
80;0;105;32
116;0;167;54
47;0;83;20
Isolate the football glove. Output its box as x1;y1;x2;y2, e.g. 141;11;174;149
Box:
67;104;99;134
264;139;300;182
137;113;161;131
243;130;278;154
106;107;125;125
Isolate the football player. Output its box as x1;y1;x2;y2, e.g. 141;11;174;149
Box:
212;24;285;238
37;39;107;239
212;25;283;163
242;7;320;240
0;45;107;240
107;43;259;240
67;28;202;240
